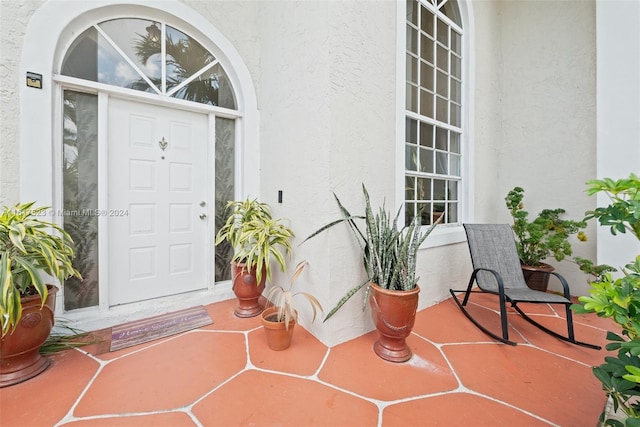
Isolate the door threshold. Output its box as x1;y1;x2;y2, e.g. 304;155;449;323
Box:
55;282;234;335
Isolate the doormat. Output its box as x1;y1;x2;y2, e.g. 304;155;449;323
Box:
110;306;213;352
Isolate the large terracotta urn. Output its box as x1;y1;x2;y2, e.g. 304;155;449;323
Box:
368;282;420;363
0;285;58;387
231;262;266;317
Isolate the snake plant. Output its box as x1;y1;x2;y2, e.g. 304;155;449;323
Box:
303;184;440;321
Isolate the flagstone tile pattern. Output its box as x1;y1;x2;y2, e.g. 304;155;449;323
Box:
1;296;613;426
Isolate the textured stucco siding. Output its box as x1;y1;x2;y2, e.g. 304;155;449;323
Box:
497;0;597;295
0;1;45;206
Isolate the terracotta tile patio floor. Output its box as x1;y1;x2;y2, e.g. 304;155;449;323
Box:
1;293;615;427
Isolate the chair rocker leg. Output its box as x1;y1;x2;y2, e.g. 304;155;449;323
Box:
449;289;518;346
512;304;601;350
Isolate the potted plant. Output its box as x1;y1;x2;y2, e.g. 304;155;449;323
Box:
260;261;323;350
215;198;294;317
572;173;640;425
505;186;587;291
303;184;439;362
0;202;81;387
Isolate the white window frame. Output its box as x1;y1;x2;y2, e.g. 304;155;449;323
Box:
396;0;475;248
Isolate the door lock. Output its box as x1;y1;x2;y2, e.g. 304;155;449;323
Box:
200;201;206;207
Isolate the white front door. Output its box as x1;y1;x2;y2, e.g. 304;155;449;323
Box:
108;98;209;305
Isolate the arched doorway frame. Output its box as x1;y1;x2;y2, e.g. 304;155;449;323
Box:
20;1;259;323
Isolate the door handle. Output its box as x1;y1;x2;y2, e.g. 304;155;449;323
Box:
199;213;207;220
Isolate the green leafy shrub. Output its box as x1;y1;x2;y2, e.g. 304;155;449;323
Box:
505;186;587;266
573;174;640;426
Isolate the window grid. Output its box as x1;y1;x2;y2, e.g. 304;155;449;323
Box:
61;18;236;109
405;0;462;226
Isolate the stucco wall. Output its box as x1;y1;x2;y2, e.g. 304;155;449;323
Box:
496;0;597;295
0;1;45;206
258;0;400;345
471;0;503;221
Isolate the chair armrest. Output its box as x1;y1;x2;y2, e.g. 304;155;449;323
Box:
471;267;506;295
523;269;572;299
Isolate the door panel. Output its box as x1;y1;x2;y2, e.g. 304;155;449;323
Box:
108;98;209;305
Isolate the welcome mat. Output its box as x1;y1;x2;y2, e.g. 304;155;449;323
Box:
110;306;213;352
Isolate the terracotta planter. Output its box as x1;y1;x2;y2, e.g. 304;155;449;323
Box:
368;283;420;363
260;306;295;351
231;262;266;318
521;263;554;292
0;285;58;387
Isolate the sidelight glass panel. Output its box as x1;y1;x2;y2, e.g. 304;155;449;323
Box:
215;118;236;282
63;91;99;310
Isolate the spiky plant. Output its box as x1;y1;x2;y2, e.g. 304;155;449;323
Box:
302;184;440;321
264;261;323;330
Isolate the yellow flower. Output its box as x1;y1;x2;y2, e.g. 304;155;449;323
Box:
577;231;588;242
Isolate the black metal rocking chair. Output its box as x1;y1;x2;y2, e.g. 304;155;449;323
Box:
449;224;600;349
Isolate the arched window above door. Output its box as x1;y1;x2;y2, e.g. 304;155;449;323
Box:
61;18;237;108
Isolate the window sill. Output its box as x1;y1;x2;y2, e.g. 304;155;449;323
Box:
421;224;466;249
